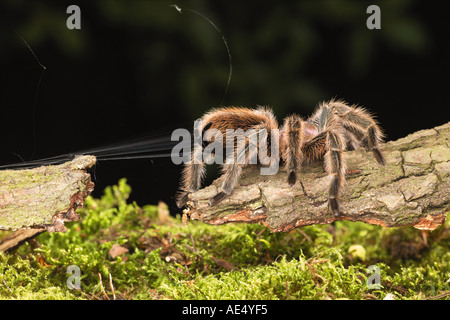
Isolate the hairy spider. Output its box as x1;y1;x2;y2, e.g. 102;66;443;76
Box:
176;99;385;216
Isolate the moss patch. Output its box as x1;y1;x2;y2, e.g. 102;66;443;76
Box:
0;179;449;300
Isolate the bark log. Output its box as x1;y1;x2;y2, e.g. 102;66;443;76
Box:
184;122;450;232
0;155;96;233
0;229;45;252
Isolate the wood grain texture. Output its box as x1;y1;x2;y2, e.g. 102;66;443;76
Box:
0;155;96;232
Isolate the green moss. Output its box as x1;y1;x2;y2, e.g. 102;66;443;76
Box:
0;178;449;300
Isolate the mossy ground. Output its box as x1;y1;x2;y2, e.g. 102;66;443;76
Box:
0;179;449;300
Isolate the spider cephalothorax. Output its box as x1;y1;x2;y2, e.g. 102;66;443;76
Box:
176;99;385;216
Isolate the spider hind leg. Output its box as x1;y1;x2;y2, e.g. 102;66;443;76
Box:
329;101;386;166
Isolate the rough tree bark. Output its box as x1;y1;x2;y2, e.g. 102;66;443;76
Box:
0;155;96;233
184;122;450;232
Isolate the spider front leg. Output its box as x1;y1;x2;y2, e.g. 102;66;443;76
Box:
208;130;251;206
209;124;274;206
208;162;243;206
302;129;347;216
281;115;305;186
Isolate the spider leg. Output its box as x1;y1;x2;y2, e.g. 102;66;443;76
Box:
209;163;243;206
325;130;347;216
208;127;264;206
367;125;386;165
176;157;206;208
176;122;210;208
281;115;304;186
302;129;346;216
301;131;327;163
305;104;347;216
208;138;248;206
328;100;386;165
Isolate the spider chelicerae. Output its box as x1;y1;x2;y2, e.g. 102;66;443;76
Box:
176;99;385;216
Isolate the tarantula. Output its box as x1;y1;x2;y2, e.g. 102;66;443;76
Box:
176;99;385;216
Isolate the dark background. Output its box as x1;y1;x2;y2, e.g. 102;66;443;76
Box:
0;0;449;213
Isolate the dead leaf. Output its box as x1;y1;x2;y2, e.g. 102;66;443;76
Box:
212;257;235;271
37;255;51;267
138;236;163;253
160;243;192;266
161;237;170;248
109;243;129;259
158;201;170;223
